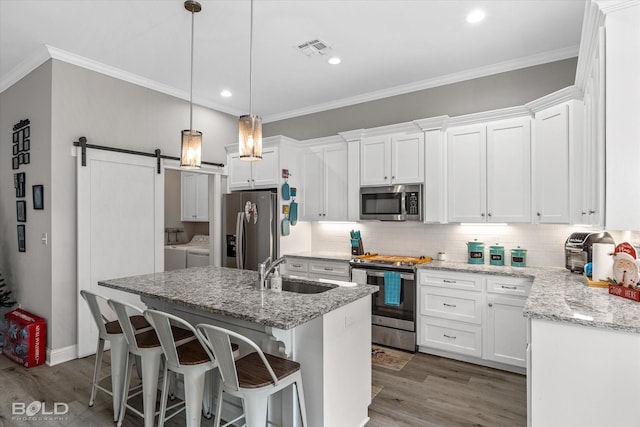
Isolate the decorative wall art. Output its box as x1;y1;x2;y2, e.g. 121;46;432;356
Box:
32;185;43;210
17;225;25;253
14;173;25;198
11;119;30;170
16;201;26;223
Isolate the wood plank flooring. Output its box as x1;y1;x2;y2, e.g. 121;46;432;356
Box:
0;348;526;426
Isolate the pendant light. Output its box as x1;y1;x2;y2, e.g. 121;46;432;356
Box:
239;0;262;161
180;0;202;169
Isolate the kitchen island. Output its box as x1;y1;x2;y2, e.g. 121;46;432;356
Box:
99;265;378;427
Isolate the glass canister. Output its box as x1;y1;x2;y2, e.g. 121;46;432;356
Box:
467;240;485;264
511;247;527;267
489;244;505;266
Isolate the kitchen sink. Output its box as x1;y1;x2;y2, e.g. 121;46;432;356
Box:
281;280;337;294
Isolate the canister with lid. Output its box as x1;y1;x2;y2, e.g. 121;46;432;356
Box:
489;244;505;266
467;240;485;264
511;247;527;267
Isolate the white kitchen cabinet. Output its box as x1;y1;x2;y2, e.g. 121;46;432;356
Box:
485;295;526;367
533;104;571;224
447;118;531;223
360;133;424;186
300;143;348;221
181;172;208;221
228;146;279;190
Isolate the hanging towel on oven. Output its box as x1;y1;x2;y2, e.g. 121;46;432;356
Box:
383;271;401;306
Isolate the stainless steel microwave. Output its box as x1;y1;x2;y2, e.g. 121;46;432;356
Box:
360;184;423;221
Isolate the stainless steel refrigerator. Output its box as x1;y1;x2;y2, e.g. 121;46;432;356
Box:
222;191;278;271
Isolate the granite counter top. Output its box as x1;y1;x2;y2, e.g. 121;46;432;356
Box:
284;252;353;262
99;266;377;330
418;261;640;334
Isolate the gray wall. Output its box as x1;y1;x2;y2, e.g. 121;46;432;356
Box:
0;59;238;354
264;57;578;140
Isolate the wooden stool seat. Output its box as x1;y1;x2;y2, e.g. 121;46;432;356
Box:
237;352;301;389
105;315;150;335
135;325;193;349
177;340;239;366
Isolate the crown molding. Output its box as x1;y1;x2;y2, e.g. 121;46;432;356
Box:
262;46;579;123
575;2;606;90
299;135;345;146
0;45;50;93
362;121;422;138
447;106;532;128
414;116;449;131
596;0;640;14
525;85;583;113
338;129;366;142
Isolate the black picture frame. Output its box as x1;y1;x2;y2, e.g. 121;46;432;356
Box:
12;144;18;155
17;225;25;252
16;200;26;222
23;127;30;139
12;156;19;170
33;185;44;210
23;152;30;164
15;172;25;198
13;132;19;143
22;139;30;152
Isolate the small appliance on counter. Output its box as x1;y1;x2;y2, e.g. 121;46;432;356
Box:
511;247;527;267
467;240;485;264
565;231;615;273
350;230;364;256
489;244;505;266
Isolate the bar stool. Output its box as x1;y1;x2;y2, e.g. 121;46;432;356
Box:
80;290;151;421
196;323;308;427
143;309;240;427
108;299;193;427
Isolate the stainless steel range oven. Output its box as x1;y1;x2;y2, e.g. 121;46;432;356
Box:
351;259;417;352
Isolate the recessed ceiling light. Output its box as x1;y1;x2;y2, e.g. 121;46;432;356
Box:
220;89;232;97
328;57;341;65
466;10;485;23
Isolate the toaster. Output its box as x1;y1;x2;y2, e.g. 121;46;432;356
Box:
565;231;615;273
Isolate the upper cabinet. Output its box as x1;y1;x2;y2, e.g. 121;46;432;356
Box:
360;133;424;186
227;146;279;190
181;172;208;222
447;118;531;223
301;143;348;221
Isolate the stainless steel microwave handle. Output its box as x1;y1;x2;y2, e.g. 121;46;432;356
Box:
365;270;414;281
401;192;407;216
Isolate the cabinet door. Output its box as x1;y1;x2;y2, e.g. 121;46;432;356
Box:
181;172;199;221
251;147;279;188
534;104;570;223
486;119;531;223
194;173;209;221
447;125;486;222
360;136;390;186
308;260;350;279
485;295;527;367
323;144;348;220
300;148;324;220
391;133;424;184
228;152;253;190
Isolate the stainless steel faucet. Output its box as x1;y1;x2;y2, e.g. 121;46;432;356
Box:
257;256;286;290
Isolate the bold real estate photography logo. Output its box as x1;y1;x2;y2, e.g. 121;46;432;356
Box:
12;400;69;421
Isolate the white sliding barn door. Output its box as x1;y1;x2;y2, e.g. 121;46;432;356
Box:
77;149;163;357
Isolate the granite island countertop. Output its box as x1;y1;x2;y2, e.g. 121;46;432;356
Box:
99;266;378;330
418;261;640;334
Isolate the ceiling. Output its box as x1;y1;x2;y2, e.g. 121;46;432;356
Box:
0;0;586;123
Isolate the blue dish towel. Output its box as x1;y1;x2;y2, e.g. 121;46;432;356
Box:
384;271;401;306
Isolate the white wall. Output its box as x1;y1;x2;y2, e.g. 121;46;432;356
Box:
308;222;635;268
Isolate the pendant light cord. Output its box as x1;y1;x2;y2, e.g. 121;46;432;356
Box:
249;0;254;115
189;7;195;130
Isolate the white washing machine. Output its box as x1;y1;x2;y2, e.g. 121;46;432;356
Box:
164;235;210;271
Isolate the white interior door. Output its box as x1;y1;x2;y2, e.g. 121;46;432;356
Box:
77;149;163;357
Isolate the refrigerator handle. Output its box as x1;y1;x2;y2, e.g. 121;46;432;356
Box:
236;212;244;269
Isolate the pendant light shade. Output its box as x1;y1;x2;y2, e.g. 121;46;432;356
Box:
239;114;262;161
180;0;202;169
239;0;262;161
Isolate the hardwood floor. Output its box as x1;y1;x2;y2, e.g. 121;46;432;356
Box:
0;349;526;426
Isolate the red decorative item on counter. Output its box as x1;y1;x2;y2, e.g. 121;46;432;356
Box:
608;284;640;302
3;308;46;367
614;242;637;259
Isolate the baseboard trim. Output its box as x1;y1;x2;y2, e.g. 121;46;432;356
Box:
46;344;77;366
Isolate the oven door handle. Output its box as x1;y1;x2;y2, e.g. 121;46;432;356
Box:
365;270;414;281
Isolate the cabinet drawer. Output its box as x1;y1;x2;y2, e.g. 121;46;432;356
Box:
308;261;350;278
419;271;483;291
486;275;532;297
285;259;309;274
419;317;482;357
420;287;482;324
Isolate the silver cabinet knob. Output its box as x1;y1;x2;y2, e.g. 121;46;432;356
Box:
537;212;541;217
581;212;587;215
481;213;485;217
384;176;388;180
487;213;492;217
589;210;596;214
392;176;395;179
488;302;493;307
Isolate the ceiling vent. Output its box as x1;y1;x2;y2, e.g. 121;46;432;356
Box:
296;39;331;56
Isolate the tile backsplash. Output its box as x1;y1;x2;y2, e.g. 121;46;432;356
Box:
310;222;638;268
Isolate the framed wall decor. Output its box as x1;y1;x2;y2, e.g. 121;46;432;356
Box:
17;225;25;252
16;200;26;222
14;172;25;198
33;185;43;210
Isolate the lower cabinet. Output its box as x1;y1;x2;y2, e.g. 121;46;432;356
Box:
418;270;531;372
283;257;350;281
